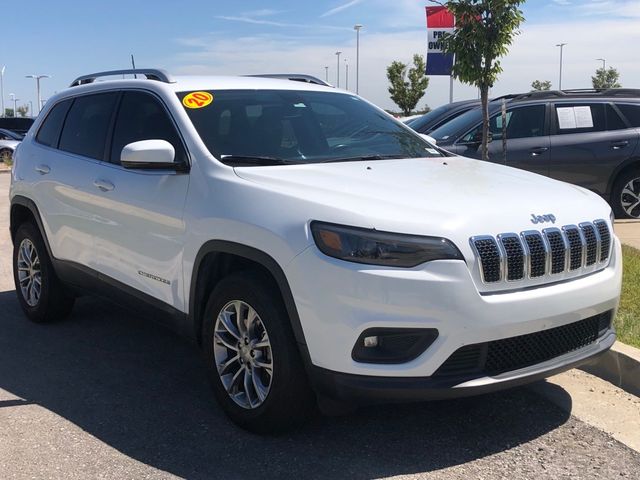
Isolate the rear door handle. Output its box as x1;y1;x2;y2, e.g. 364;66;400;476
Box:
93;179;115;192
612;141;629;150
35;164;50;175
530;147;548;156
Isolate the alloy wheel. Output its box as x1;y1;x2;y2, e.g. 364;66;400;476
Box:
621;177;640;219
0;149;12;164
17;239;42;307
213;300;273;409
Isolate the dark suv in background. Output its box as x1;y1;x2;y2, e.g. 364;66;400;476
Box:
405;99;480;135
428;90;640;218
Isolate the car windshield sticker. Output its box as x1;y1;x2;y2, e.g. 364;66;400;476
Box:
183;91;214;109
557;106;594;129
426;148;439;155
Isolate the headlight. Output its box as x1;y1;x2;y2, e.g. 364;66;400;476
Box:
310;221;464;267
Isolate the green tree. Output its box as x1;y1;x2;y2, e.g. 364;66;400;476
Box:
440;0;525;160
531;80;551;91
4;108;14;118
386;54;430;116
592;67;621;89
16;105;29;117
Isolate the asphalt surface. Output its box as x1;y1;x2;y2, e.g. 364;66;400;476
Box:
1;173;639;479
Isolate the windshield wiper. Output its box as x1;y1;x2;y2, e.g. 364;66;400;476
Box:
319;154;407;164
220;155;299;166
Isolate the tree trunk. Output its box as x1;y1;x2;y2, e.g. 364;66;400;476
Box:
480;85;490;161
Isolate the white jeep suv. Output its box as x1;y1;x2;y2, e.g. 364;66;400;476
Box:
9;69;621;432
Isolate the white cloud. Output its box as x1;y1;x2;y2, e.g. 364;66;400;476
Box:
172;17;640;111
320;0;364;18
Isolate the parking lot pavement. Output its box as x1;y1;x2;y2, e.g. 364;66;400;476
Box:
0;174;639;479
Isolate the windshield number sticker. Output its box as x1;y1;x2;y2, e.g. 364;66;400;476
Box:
183;91;213;109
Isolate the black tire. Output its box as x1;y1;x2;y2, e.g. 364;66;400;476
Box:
202;271;315;433
612;169;640;219
12;222;75;323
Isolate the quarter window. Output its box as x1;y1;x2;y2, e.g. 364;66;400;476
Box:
606;104;627;131
616;104;640;128
35;99;72;148
110;91;186;164
59;93;119;160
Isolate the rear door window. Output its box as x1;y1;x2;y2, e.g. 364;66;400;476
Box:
109;91;187;164
35;99;73;148
616;104;640;128
606;104;627;130
59;93;119;160
553;103;605;134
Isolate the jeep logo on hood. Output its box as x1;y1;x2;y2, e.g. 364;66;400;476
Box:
530;213;556;225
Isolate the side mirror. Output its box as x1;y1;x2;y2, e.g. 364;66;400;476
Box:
419;133;437;145
121;140;185;171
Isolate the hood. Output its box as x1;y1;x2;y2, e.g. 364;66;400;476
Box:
233;156;612;245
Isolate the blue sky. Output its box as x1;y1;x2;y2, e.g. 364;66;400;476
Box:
2;0;640;114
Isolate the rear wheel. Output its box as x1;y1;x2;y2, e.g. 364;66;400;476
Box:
612;170;640;219
202;271;314;433
12;222;75;323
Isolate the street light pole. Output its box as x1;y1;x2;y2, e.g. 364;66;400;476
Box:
345;59;349;90
335;51;342;88
25;74;51;115
29;101;34;117
596;58;606;71
556;43;567;90
0;66;5;118
9;93;18;117
354;24;363;94
324;66;329;83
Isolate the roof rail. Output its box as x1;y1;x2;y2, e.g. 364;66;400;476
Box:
503;88;640;102
246;74;332;87
70;69;175;87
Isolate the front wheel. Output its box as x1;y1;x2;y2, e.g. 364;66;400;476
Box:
202;271;314;433
12;222;75;323
612;170;640;219
0;148;12;164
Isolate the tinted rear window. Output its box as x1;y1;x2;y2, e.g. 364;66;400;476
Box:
59;93;119;160
36;100;72;148
617;104;640;128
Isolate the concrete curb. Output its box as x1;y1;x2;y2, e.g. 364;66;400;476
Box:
581;341;640;397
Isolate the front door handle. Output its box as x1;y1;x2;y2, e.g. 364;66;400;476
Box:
612;141;629;150
93;179;115;192
530;147;549;156
35;164;51;175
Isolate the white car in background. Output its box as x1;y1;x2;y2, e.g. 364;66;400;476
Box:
0;128;22;164
9;69;621;433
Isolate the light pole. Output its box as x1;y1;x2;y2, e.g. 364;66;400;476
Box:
596;58;606;71
29;101;34;117
354;24;363;94
25;74;51;115
335;51;342;88
9;93;18;117
345;59;349;90
0;66;4;117
556;43;567;90
324;66;329;83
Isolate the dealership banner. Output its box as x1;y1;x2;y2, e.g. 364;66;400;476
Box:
425;6;455;76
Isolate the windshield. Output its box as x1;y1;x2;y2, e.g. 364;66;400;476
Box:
178;90;442;166
430;108;483;142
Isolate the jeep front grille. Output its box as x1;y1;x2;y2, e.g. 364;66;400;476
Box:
470;219;611;286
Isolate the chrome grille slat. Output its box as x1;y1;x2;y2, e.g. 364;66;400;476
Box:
471;219;612;286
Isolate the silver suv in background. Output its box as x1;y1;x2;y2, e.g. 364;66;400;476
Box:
428;89;640;219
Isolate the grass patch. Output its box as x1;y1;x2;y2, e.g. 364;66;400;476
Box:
616;245;640;348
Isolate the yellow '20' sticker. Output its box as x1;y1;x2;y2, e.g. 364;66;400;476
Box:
183;91;213;109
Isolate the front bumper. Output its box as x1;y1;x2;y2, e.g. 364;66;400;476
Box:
285;237;622;382
310;330;615;403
